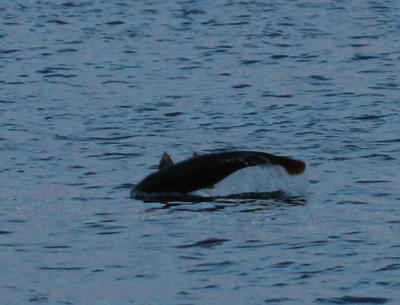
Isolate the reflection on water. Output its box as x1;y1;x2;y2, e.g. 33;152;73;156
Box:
141;191;307;213
1;0;399;304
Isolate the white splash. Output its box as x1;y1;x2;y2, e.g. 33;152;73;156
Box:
193;165;308;197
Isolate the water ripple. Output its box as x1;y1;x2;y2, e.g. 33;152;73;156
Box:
1;0;399;304
315;296;391;304
176;238;229;249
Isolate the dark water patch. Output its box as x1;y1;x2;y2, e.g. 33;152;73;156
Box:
356;180;390;184
265;298;293;303
271;54;289;59
195;260;234;267
191;284;219;290
3;81;24;85
375;138;400;143
344;238;367;243
180;64;200;70
235;241;285;249
360;154;395;161
43;73;76;78
232;83;251;89
295;53;318;61
101;80;130;85
315;295;391;304
239;207;265;212
213;21;250;26
134;273;158;279
261;92;293;98
0;100;14;104
273;282;288;287
84;185;103;189
286;240;328;250
164;111;184;117
375;281;391;287
62;40;84;45
376;264;400;272
107;20;125;25
7;219;26;223
86;152;141;159
114;183;135;189
186;268;213;273
352;54;378;61
0;243;24;247
83;172;97;176
61;1;89;7
84;218;127;235
85;126;126;131
215;45;233;50
370;83;399;90
368;4;390;11
179;255;202;261
309;75;332;81
42;245;70;249
29;293;49;303
163;95;185;100
292;269;323;280
97;230;124;235
91;269;104;273
351;35;380;40
85;135;139;141
176;238;229;249
371;192;393;198
357;70;388;74
350;43;369;48
57;48;78;53
39;266;86;271
345;231;362;236
240;59;261;65
37;67;71;74
0;49;21;54
323;91;355;97
350;115;386;120
265;31;283;38
65;183;87;187
105;264;126;269
271;261;295;268
93;212;114;217
0;230;12;235
180;8;206;16
46;19;69;25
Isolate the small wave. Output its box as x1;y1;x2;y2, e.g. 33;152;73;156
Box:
39;266;86;271
315;295;391;304
376;264;400;272
176;238;229;248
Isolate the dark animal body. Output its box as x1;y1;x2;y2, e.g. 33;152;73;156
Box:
132;151;305;196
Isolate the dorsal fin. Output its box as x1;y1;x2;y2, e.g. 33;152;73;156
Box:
192;151;200;157
159;152;174;170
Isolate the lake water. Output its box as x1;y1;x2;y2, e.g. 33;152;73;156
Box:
1;1;399;304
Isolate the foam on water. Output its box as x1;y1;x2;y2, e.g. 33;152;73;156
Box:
194;165;308;198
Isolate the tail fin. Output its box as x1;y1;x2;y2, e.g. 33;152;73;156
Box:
263;153;306;175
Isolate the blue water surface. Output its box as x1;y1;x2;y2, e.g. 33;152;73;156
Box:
1;1;399;304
